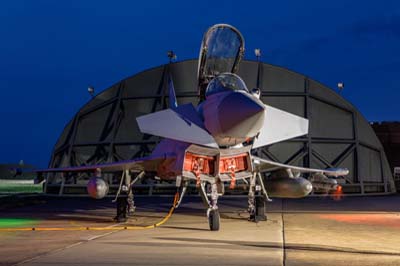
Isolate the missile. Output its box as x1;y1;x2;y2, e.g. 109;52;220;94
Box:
309;173;339;193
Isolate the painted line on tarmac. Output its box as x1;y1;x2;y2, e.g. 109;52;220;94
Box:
281;199;286;266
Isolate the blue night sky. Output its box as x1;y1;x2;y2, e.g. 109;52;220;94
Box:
0;0;399;167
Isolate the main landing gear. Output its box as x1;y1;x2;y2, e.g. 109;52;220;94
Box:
248;172;271;222
114;170;144;223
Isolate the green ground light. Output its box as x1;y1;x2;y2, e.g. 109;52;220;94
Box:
0;180;43;194
0;218;38;228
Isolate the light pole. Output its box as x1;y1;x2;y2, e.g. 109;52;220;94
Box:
167;50;177;63
88;86;95;98
254;48;261;61
337;82;344;94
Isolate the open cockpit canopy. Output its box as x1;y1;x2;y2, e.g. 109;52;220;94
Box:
198;24;245;100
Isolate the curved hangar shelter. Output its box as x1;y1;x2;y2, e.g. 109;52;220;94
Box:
46;59;395;195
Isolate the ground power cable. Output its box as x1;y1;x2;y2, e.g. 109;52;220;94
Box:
0;192;179;232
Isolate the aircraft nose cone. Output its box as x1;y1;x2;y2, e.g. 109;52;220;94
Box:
304;180;313;195
218;92;265;137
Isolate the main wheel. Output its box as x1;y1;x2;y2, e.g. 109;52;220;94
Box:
208;209;220;231
115;197;128;223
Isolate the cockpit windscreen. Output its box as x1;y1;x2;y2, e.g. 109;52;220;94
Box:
205;73;248;97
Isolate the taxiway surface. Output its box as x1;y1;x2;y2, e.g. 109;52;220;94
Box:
1;195;400;266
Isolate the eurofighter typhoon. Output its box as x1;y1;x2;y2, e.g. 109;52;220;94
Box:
36;24;348;231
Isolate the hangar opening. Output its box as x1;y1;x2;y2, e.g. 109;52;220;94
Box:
45;59;395;196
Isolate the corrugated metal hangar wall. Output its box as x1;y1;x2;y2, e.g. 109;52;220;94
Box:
46;59;395;195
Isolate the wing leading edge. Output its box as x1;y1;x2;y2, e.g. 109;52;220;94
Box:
35;153;175;173
252;156;349;177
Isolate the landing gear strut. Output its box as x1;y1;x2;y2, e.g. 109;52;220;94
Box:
114;170;143;223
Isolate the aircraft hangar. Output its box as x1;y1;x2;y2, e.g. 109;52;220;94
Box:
45;59;396;195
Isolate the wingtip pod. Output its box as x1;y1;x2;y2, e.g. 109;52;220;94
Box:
252;104;309;149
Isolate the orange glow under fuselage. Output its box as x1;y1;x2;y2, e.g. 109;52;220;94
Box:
183;152;249;176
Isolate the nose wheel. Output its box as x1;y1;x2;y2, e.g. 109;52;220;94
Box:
208;209;220;231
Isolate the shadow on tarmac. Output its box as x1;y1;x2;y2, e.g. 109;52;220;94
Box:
143;237;400;257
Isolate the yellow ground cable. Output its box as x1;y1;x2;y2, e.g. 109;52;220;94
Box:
0;192;180;232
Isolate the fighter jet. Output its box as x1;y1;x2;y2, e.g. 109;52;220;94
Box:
36;24;348;231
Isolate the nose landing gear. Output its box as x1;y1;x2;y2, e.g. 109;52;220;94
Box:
199;180;222;231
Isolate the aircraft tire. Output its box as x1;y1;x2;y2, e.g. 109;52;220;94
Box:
208;209;220;231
